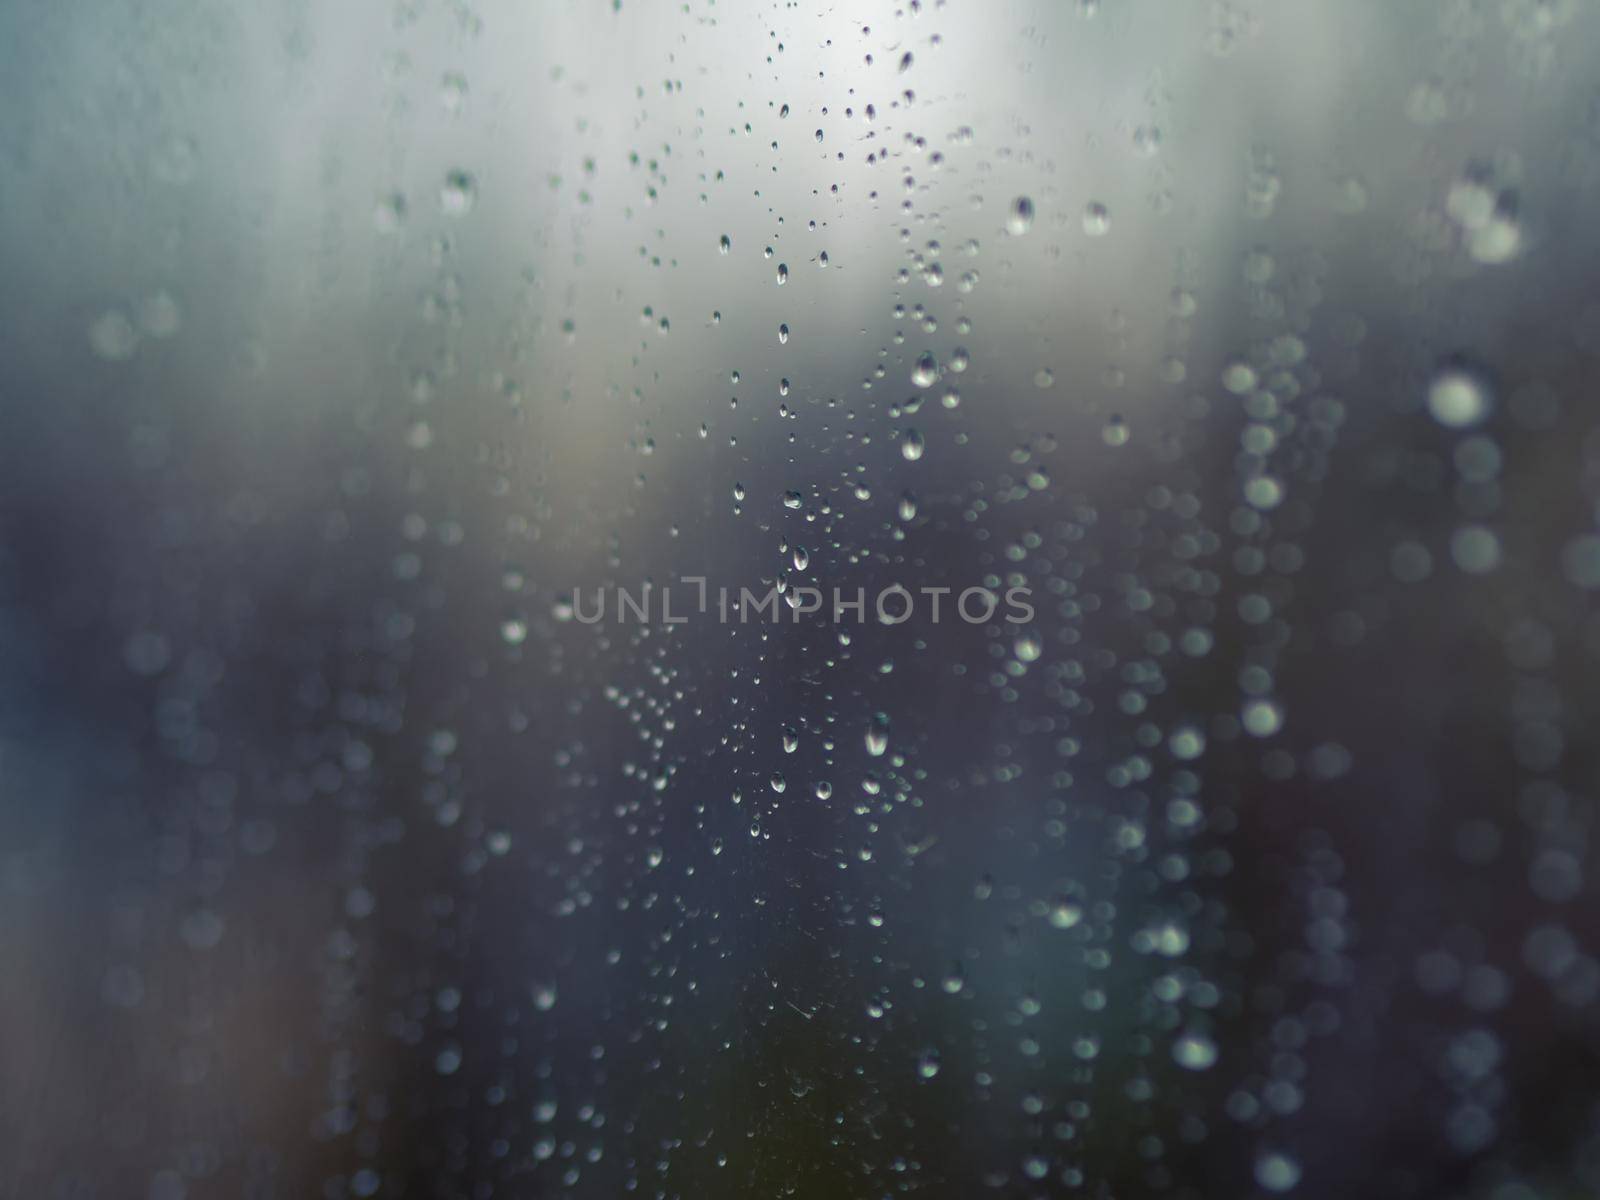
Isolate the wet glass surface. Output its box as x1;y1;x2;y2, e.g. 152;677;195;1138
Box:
3;3;1600;1197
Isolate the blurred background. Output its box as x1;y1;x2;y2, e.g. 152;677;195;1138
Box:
2;1;1600;1197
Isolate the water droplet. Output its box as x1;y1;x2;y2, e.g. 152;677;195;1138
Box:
1242;698;1284;738
440;170;477;216
910;351;939;388
1082;202;1111;236
778;323;790;344
1427;366;1492;429
1049;898;1083;929
373;193;407;233
88;309;139;361
776;262;788;285
1133;124;1163;155
1222;361;1258;394
439;71;467;114
865;714;890;758
900;429;925;461
1255;1152;1301;1193
1169;726;1206;760
719;234;731;254
139;291;183;339
1173;1032;1218;1070
1007;195;1035;235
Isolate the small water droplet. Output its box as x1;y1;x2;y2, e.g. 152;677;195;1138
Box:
1173;1032;1218;1070
440;170;477;216
88;309;139;361
1007;196;1035;235
1427;366;1492;429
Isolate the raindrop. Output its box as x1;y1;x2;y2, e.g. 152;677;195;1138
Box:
1427;366;1492;429
1007;196;1035;235
139;291;183;339
1255;1152;1302;1193
1173;1032;1218;1070
88;309;139;361
865;714;890;757
1049;898;1083;929
440;170;477;216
